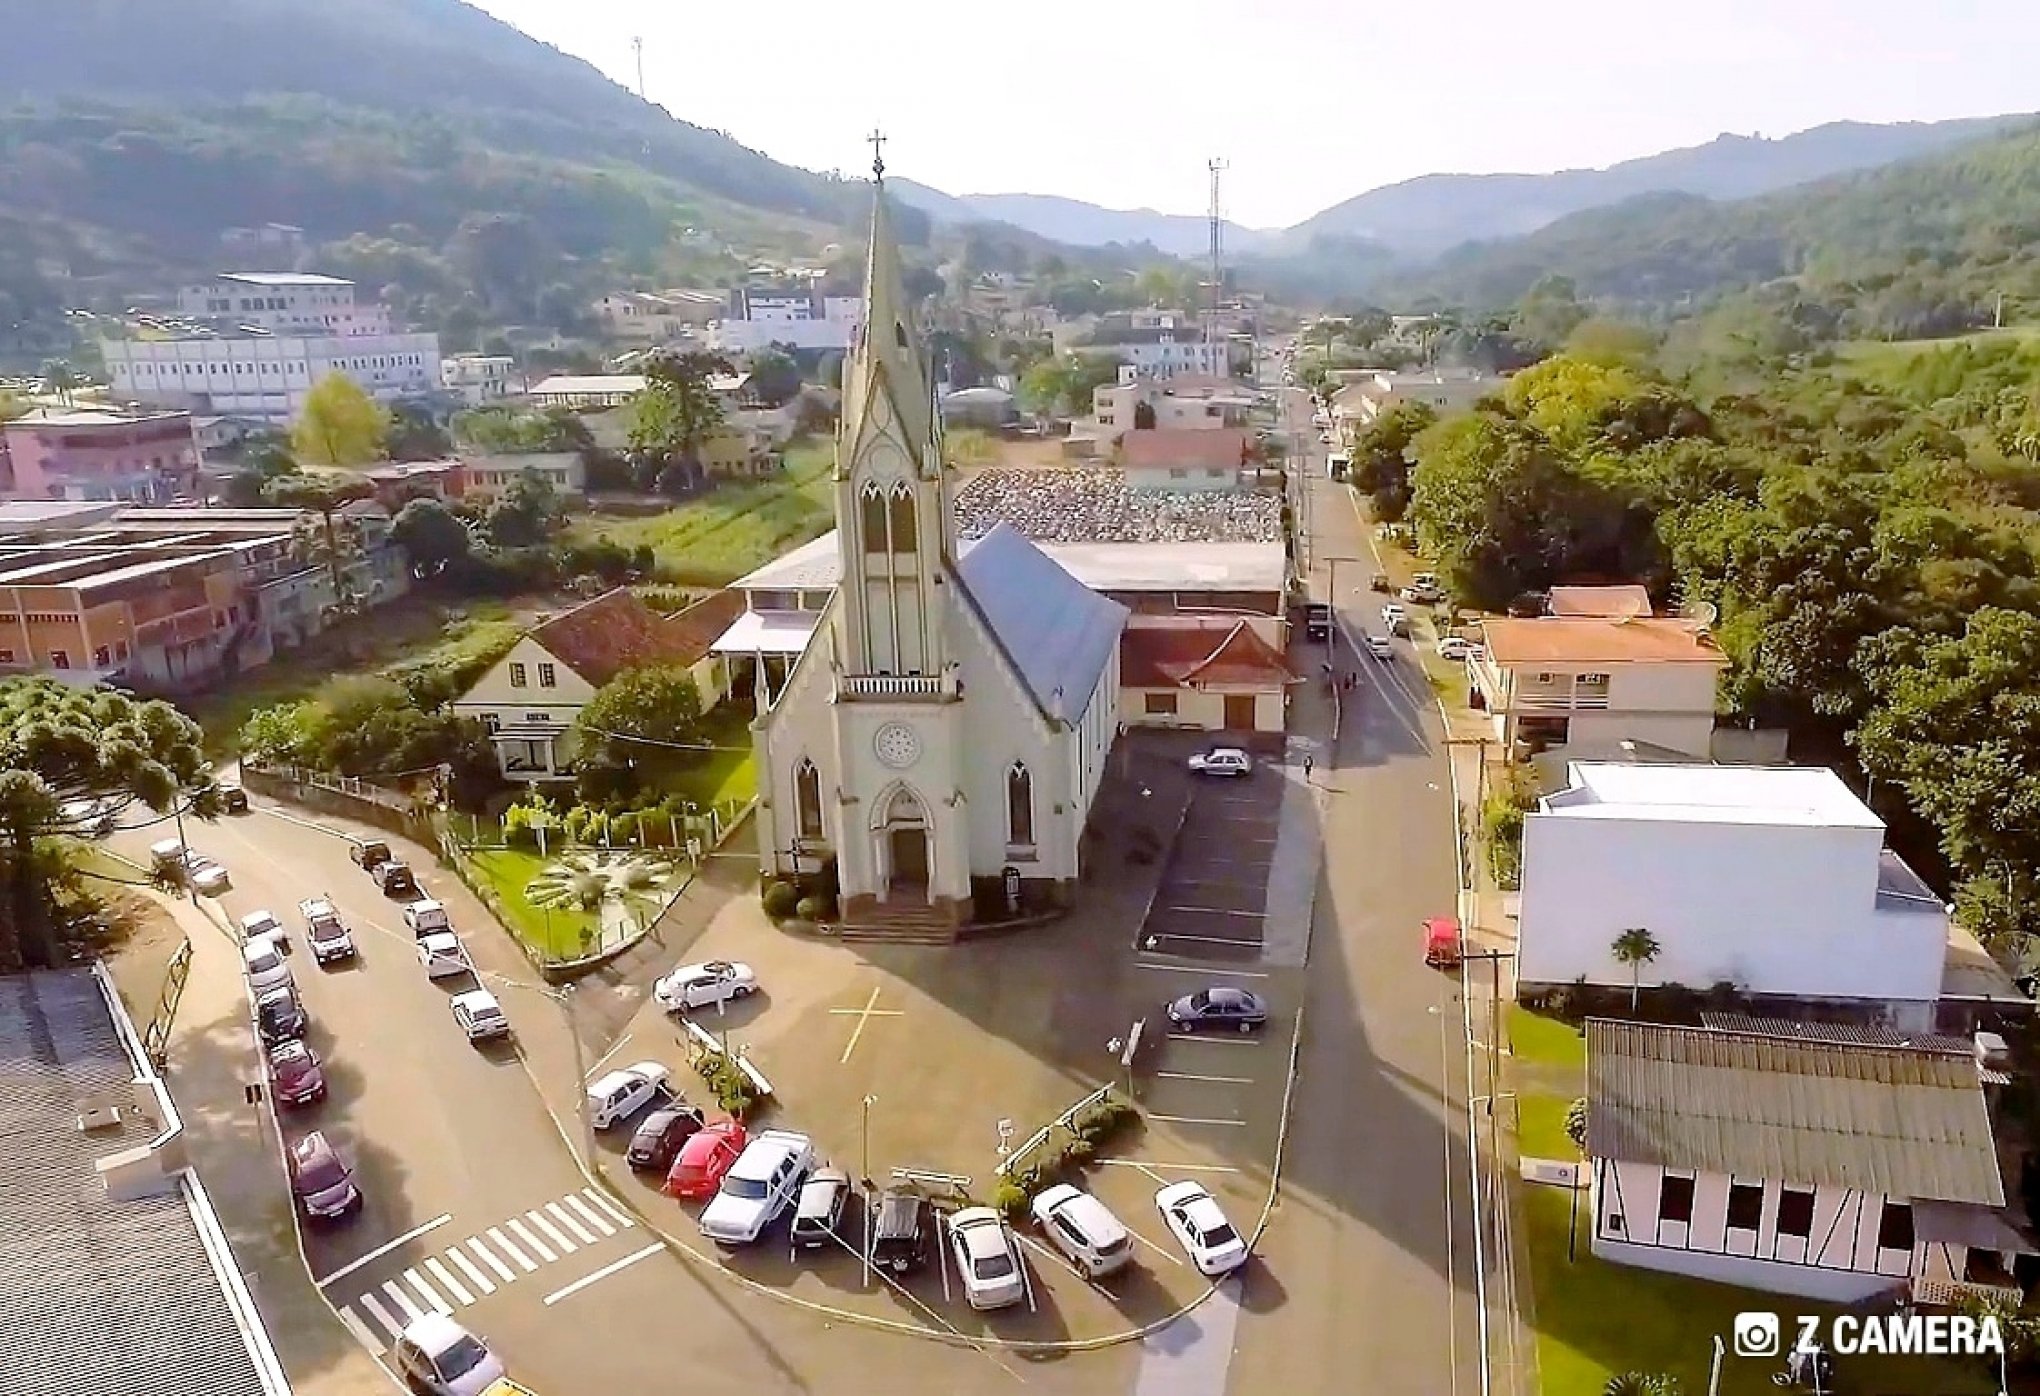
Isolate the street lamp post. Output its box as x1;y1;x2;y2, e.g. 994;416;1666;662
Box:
171;800;197;906
860;1093;877;1188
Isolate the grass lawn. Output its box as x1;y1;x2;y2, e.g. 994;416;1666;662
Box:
1515;1095;1576;1163
1509;1003;1587;1072
563;441;834;586
464;848;596;961
1523;1186;1994;1395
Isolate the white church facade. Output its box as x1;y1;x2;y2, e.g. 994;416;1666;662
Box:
752;168;1128;931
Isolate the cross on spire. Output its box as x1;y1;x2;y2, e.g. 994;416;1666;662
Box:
868;128;887;182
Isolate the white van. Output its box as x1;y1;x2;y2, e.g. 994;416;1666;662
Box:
243;938;295;995
1031;1184;1133;1277
148;838;188;871
403;900;451;937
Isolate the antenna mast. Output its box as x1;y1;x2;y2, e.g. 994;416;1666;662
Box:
632;36;646;99
1206;158;1228;351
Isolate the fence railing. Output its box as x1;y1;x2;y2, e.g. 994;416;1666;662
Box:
995;1084;1114;1177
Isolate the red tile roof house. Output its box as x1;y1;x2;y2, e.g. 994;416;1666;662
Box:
1121;616;1299;733
1116;427;1251;492
450;587;744;781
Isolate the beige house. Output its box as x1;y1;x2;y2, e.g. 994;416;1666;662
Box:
460;453;586;505
1121;617;1297;733
452;588;743;782
1472;589;1726;759
1331;369;1496;444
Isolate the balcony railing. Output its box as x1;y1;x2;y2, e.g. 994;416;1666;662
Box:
1913;1276;2025;1309
836;672;957;701
1508;690;1613;713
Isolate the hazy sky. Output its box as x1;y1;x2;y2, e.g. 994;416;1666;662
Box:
468;0;2038;228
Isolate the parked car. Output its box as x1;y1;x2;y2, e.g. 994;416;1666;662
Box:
374;861;419;898
1424;915;1463;969
267;1038;327;1107
585;1062;672;1130
450;989;511;1043
219;782;249;814
626;1103;707;1172
350;839;393;873
1187;747;1253;778
239;909;285;945
1303;601;1332;640
869;1190;932;1275
1031;1184;1133;1277
1167;985;1269;1033
1155;1180;1249;1275
1369;572;1392;594
60;797;117;838
664;1119;749;1200
654;960;759;1014
1364;633;1393;660
1380;602;1409;638
789;1167;851;1250
699;1129;815;1246
1436;635;1476;661
948;1206;1026;1310
288;1130;361;1221
403;899;451;936
242;937;294;995
391;1312;505;1396
418;932;474;980
148;837;188;874
186;857;232;895
299;898;356;964
256;984;309;1045
1402;580;1446;604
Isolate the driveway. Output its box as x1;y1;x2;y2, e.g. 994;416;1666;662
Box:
1139;764;1285;964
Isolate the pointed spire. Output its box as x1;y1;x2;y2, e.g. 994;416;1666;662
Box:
840;171;935;469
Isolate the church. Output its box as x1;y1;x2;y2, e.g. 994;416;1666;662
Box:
752;160;1128;932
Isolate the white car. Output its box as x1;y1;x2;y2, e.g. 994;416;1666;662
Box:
1187;747;1253;778
242;937;293;994
391;1312;505;1396
948;1206;1026;1310
417;932;473;979
1363;633;1394;660
1402;582;1446;605
239;909;284;944
1437;635;1476;661
1155;1180;1249;1275
450;989;510;1043
1031;1184;1132;1277
184;855;231;895
60;797;117;837
585;1061;671;1130
299;898;356;964
697;1129;814;1246
403;899;451;936
654;960;759;1013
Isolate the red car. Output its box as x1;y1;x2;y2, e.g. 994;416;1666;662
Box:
664;1119;748;1200
1424;915;1463;968
268;1038;327;1107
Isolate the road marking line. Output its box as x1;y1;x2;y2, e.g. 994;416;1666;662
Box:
353;1291;405;1341
337;1304;387;1352
1156;1070;1255;1084
1016;1231;1086;1283
424;1257;474;1306
1166;1033;1264;1046
380;1279;424;1323
1137;961;1272;978
446;1246;496;1295
1095;1158;1242;1175
836;985;890;1064
826;1008;905;1015
548;1200;598;1245
583;1187;636;1228
527;1209;576;1253
1127;1226;1187;1267
582;1031;633;1081
1149;931;1262;947
564;1194;615;1236
315;1212;453;1286
507;1218;556;1264
1146;1112;1248;1127
487;1226;537;1273
1159;906;1262;919
1012;1226;1038;1313
466;1235;516;1282
402;1266;452;1315
541;1242;663;1306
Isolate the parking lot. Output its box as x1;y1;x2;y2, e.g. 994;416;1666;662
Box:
1137;756;1289;963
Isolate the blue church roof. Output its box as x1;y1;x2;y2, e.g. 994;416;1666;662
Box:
956;523;1128;723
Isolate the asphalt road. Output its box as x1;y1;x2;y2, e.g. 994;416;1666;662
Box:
1217;379;1483;1394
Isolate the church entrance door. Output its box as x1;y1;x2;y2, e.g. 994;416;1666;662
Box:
888;826;929;891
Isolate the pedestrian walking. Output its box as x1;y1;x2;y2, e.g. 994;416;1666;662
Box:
1303;753;1315;781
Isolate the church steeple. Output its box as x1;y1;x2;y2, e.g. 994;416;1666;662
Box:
839;156;938;478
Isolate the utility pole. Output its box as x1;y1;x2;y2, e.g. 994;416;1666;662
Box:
1206;158;1228;356
631;36;646;99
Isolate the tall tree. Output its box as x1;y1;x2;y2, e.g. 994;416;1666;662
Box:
746;348;802;407
1610;927;1662;1012
484;470;561;548
267;474;377;622
391;497;474;577
39;357;79;405
0;680;219;969
575;666;704;773
631;349;736;488
291;373;389;468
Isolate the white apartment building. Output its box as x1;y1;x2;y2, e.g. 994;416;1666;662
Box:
1330;368;1495;442
440;354;519;407
176;272;390;336
706;290;865;354
102;333;443;422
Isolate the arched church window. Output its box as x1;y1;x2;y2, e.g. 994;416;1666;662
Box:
887;488;917;554
895;320;909;349
795;759;824;841
859;486;888;555
1006;762;1034;847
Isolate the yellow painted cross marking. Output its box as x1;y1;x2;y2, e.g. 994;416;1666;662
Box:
829;986;904;1064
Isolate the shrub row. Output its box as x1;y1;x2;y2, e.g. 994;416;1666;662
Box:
986;1093;1141;1220
690;1047;756;1119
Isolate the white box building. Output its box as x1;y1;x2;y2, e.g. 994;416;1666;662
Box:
1516;763;1950;1024
101;333;443;422
177;272;390;336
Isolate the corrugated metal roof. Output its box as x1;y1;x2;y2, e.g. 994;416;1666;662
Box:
1697;1013;2011;1086
0;971;275;1396
1586;1018;2004;1205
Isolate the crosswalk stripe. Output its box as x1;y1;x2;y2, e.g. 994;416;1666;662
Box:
527;1209;576;1254
548;1200;598;1245
355;1290;406;1341
403;1266;452;1315
381;1279;424;1323
425;1257;475;1306
508;1217;557;1264
564;1194;615;1236
447;1245;497;1294
466;1235;515;1283
338;1304;388;1352
489;1226;538;1273
583;1187;636;1228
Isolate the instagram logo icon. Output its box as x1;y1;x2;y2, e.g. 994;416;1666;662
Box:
1733;1311;1781;1358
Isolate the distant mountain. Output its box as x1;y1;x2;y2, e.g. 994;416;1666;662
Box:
891;183;1272;259
1285;116;2032;255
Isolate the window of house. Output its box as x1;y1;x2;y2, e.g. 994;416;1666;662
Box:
1776;1188;1815;1238
1580;672;1610;685
0;649;14;664
538;662;557;688
1007;763;1034;847
1726;1181;1763;1231
509;662;528;687
794;759;824;841
50;650;70;670
480;713;501;734
524;712;547;725
1878;1201;1914;1252
93;646;110;667
1658;1173;1695;1225
1145;692;1179;715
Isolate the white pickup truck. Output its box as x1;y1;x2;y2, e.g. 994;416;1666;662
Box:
297;898;357;965
417;931;476;980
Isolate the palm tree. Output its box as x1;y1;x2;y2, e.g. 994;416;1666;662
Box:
40;358;79;406
1610;927;1662;1013
1604;1374;1680;1396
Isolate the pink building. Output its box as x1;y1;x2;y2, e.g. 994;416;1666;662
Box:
0;407;203;503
